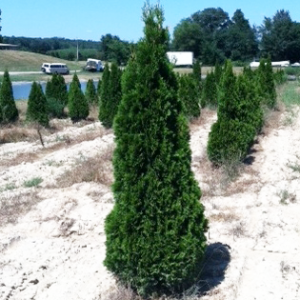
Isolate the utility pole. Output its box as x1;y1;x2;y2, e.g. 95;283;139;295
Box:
76;38;79;61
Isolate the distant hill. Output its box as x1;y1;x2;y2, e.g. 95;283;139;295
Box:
0;50;83;72
3;35;133;65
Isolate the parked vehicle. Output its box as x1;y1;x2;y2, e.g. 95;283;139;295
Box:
41;63;69;75
166;51;194;67
84;59;104;72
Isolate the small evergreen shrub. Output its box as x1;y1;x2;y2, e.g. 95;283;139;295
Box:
0;70;19;123
68;74;89;122
99;62;122;128
45;74;68;118
178;74;201;119
85;79;98;104
201;71;217;108
26;82;49;127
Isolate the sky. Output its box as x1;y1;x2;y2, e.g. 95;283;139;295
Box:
1;0;300;43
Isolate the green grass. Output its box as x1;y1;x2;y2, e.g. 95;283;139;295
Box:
0;50;83;72
281;82;300;107
23;177;43;188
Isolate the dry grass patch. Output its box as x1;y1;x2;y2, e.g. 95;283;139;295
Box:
0;124;40;143
57;144;114;188
0;190;41;226
0;151;40;167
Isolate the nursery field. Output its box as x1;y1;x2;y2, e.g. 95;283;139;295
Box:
0;82;300;299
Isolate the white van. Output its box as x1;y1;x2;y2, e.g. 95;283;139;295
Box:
41;63;69;75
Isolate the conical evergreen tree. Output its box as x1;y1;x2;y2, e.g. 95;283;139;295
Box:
98;63;111;127
96;79;102;102
201;71;217;108
104;4;207;297
85;79;97;104
178;74;201;119
45;74;68;118
207;60;238;164
214;61;223;86
68;73;89;122
192;59;202;82
207;60;261;165
256;58;276;108
108;62;122;124
264;57;276;108
26;82;49;127
0;70;18;123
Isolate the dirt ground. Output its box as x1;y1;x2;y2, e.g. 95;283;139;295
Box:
0;103;300;300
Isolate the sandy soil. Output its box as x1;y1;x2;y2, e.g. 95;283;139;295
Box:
1;106;300;300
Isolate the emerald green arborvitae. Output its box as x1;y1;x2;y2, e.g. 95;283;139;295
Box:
207;60;261;165
104;4;207;297
108;62;122;124
201;71;217;108
192;59;202;82
99;62;122;128
68;73;89;122
85;79;97;104
257;58;276;108
178;74;201;119
98;63;111;127
0;70;19;123
26;82;49;127
96;79;102;102
45;74;68;118
214;61;223;86
264;57;276;108
207;60;239;164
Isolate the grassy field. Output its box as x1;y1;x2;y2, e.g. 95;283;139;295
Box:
0;50;104;82
0;50;84;72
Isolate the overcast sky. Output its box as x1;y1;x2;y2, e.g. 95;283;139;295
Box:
1;0;299;42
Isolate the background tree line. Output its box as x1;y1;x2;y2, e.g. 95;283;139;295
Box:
3;34;133;64
2;7;300;65
172;8;300;64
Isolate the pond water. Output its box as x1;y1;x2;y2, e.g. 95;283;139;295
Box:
12;81;98;100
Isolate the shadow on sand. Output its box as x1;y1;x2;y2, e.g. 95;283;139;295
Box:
197;242;231;296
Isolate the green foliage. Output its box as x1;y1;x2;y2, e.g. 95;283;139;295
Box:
68;74;89;122
23;177;43;188
172;19;203;58
99;63;111;127
0;70;19;123
207;60;261;165
96;79;102;102
201;71;217;108
99;62;122;128
172;7;258;63
85;79;97;104
178;74;201;119
192;59;202;82
256;58;276;108
284;67;300;76
260;10;300;62
100;34;133;64
104;4;207;297
26;82;49;127
274;69;286;85
45;74;68;118
225;9;258;61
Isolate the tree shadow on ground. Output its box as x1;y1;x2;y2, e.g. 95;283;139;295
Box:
197;242;231;296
